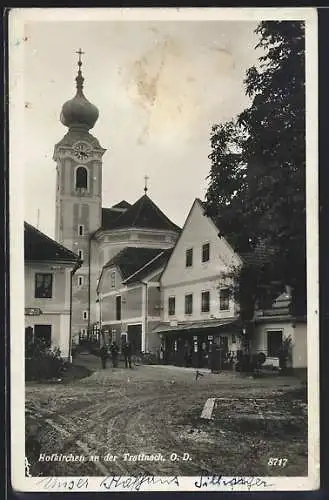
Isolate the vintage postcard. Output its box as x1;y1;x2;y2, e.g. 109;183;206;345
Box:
9;7;319;492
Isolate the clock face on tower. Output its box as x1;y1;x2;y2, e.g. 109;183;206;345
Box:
72;141;92;162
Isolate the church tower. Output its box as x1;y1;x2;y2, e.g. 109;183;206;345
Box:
53;49;106;338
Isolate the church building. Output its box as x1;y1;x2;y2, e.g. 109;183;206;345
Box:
53;51;180;346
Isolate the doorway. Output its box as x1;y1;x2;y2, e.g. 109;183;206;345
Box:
127;324;142;354
267;330;283;357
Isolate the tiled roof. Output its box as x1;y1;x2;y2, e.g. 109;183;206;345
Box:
112;200;131;210
123;248;173;284
24;222;81;264
101;194;180;232
103;247;169;280
101;208;121;229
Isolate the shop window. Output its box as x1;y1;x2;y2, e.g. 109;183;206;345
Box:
219;288;230;311
185;248;193;267
35;273;53;298
201;291;210;312
168;296;176;316
202;243;210;262
185;294;193;315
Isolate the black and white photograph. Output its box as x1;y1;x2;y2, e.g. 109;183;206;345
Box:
9;7;319;492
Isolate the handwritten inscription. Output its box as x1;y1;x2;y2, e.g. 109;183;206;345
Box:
100;476;180;491
36;475;272;491
37;477;89;490
195;475;272;490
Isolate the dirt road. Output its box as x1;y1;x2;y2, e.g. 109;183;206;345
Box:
25;359;307;477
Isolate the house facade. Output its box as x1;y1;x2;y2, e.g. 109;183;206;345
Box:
24;222;81;359
155;199;243;368
97;247;172;353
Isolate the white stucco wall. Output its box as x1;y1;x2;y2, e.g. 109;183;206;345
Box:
254;320;307;369
161;200;241;323
25;261;75;360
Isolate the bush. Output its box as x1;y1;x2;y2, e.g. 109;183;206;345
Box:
25;338;66;381
140;352;158;365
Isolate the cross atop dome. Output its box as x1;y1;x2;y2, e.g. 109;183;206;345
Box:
144;175;149;194
59;48;99;131
76;48;85;65
75;48;85;94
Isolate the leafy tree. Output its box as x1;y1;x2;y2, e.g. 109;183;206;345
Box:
205;21;306;317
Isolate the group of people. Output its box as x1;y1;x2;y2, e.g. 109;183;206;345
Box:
99;340;133;369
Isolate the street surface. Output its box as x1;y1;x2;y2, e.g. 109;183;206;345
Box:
26;355;307;477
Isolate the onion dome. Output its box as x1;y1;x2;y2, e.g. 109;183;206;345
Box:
60;49;99;130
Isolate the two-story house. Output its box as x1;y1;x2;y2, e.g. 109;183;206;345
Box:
97;247;172;354
24;222;81;360
155;198;243;367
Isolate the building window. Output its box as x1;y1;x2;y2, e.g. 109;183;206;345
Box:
168;296;176;316
186;248;193;267
76;166;88;189
78;224;84;236
83;311;88;320
267;330;283;357
116;296;122;321
78;276;84;287
35;273;53;298
202;243;210;262
219;288;230;311
34;324;52;348
185;294;193;315
78;249;83;260
201;291;210;313
110;271;116;288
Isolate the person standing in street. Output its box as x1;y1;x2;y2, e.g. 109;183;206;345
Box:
122;340;132;369
109;341;119;368
99;344;108;369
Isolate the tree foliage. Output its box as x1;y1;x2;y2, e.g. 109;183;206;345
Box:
205;21;306;317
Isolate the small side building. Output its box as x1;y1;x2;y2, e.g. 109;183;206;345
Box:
253;291;307;376
97;247;172;354
24;222;81;359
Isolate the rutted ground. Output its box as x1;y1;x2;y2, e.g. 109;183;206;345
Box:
25;359;307;477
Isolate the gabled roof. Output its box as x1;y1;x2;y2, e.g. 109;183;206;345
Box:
103;247;169;281
197;198;271;267
112;200;131;210
101;208;122;229
101;194;180;232
24;222;81;264
123;248;173;284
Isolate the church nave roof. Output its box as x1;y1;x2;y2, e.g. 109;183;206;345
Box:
100;194;180;233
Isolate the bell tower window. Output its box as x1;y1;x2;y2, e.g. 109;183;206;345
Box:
76;166;88;189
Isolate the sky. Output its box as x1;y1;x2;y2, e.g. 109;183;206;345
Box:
22;17;260;238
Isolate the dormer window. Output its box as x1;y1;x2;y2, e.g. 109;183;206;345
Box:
76;166;88;189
